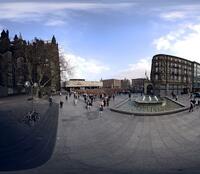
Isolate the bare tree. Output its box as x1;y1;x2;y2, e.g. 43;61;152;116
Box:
59;51;73;82
21;38;72;97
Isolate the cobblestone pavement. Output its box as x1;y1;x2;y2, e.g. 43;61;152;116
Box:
1;94;200;174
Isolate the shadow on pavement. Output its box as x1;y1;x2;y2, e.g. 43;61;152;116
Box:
0;102;59;171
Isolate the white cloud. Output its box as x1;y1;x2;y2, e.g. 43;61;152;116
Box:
45;19;65;26
63;53;110;80
153;23;200;62
160;11;186;21
0;2;135;22
153;28;185;50
159;5;200;21
114;58;151;80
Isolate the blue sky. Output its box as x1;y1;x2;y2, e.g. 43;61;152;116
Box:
1;0;200;80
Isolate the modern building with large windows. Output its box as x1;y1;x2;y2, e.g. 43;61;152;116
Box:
150;54;196;96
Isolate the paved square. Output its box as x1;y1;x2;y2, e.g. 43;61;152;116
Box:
0;94;200;174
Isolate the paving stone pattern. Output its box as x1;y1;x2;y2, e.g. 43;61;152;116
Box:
0;94;200;174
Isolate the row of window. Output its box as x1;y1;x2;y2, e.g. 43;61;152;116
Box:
154;56;192;65
154;74;191;82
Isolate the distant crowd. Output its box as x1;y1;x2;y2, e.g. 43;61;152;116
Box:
48;90;131;116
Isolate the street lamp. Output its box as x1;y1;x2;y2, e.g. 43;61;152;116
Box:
25;81;38;112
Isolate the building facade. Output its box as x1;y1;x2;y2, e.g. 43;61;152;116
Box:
192;62;200;92
132;78;145;93
0;30;60;97
121;78;131;89
151;54;195;96
64;79;103;91
102;79;121;88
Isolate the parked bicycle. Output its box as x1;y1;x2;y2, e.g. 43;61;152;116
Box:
22;110;40;126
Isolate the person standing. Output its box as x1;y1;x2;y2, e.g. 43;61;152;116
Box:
189;100;194;112
129;92;131;99
74;98;78;106
86;100;90;111
112;94;115;101
49;95;53;106
60;100;63;108
107;97;110;107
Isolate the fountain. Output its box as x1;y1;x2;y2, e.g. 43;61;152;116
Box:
110;74;188;116
110;94;188;116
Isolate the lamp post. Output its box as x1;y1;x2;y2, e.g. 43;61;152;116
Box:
25;81;38;112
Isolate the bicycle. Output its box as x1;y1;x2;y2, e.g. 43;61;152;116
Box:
22;110;40;126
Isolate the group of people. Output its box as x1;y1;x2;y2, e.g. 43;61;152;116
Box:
83;93;115;116
48;91;118;117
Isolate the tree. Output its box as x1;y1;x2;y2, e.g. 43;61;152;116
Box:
59;51;73;82
21;37;72;97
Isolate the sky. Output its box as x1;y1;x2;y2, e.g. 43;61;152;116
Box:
0;0;200;81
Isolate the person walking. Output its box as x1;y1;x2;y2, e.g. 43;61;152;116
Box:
99;104;103;117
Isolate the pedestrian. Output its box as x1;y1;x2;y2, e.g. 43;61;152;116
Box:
49;95;53;106
83;94;86;103
89;101;92;110
86;100;90;111
192;98;196;108
99;104;103;117
107;97;110;107
60;101;63;108
113;94;115;101
65;95;68;100
74;98;78;105
189;100;194;112
103;99;106;107
171;91;174;99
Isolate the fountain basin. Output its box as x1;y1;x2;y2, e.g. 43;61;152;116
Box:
110;96;189;116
